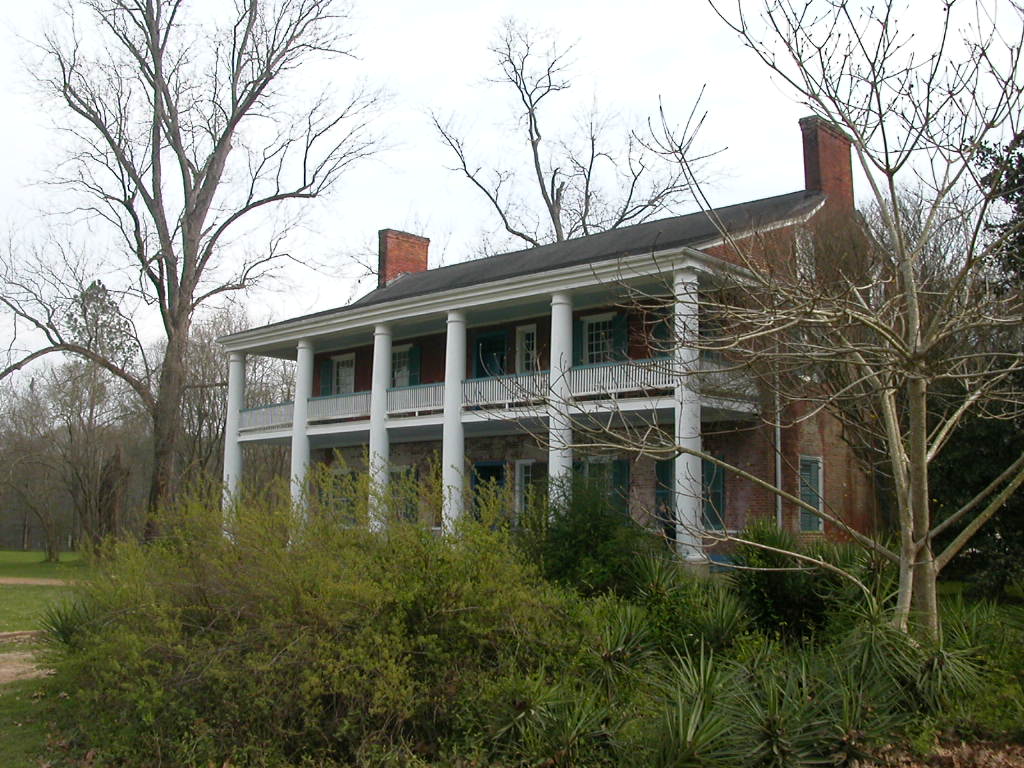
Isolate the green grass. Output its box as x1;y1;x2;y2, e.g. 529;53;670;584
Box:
0;551;89;581
0;674;57;767
0;586;76;633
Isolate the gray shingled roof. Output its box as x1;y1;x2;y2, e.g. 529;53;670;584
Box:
238;188;823;335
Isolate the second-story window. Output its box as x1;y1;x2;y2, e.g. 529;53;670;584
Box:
582;313;615;364
516;324;538;373
392;344;411;388
331;353;355;395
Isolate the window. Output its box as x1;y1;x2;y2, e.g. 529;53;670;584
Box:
582;313;615;364
392;344;411;388
576;456;630;514
331;353;355;395
702;459;725;531
515;459;548;514
516;324;538;373
799;456;824;532
389;465;419;522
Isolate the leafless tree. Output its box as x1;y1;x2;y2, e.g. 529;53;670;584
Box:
560;0;1024;642
432;18;712;252
0;0;382;527
0;379;75;561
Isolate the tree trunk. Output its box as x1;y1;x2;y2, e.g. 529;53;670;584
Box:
912;544;940;642
907;377;940;643
145;319;190;537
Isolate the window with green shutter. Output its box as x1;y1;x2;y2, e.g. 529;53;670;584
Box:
799;456;824;532
702;458;726;530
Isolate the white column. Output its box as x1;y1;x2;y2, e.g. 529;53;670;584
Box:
369;323;392;511
290;339;314;503
548;292;574;502
442;310;466;529
673;268;703;560
222;351;246;503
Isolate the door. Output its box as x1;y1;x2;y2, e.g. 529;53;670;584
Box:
474;332;508;377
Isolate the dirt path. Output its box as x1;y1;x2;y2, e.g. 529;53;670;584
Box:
0;631;46;684
0;577;71;586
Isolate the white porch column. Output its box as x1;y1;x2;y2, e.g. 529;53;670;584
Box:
548;291;574;501
369;323;392;510
222;351;246;503
673;268;703;560
290;339;314;503
442;310;466;529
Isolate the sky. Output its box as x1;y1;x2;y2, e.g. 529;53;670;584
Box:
0;0;877;340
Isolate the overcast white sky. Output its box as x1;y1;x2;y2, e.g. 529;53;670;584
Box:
0;0;913;337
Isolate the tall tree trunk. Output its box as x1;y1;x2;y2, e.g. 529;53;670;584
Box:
908;377;940;642
145;319;190;537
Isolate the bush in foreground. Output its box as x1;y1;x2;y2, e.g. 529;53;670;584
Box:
41;480;1024;767
44;491;587;766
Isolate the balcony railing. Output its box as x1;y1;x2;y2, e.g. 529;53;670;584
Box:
237;358;752;432
463;370;548;407
387;381;444;414
308;391;371;421
567;359;675;397
239;401;294;431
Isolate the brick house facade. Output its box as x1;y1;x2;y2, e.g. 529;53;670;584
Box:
220;117;877;556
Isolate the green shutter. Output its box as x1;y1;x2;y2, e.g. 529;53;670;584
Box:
572;318;583;365
319;359;333;396
702;458;725;530
408;345;421;386
612;313;628;360
799;458;821;531
612;458;630;515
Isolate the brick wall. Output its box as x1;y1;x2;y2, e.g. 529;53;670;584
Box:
311;409;876;541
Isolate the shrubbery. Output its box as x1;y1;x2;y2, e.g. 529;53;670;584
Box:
41;474;1024;766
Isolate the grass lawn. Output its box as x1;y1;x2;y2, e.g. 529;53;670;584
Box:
0;551;90;581
0;586;76;633
0;675;54;768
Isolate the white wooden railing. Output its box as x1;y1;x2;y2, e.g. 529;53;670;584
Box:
239;401;294;430
237;358;753;432
387;382;444;414
463;370;548;407
567;359;675;397
308;391;372;421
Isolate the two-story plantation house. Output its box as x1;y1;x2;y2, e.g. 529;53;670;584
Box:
219;117;876;557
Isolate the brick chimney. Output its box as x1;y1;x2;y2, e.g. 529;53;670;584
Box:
799;116;854;210
378;229;430;288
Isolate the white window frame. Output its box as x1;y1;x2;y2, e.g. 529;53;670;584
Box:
798;455;824;533
515;324;539;373
514;459;534;514
391;343;412;388
582;312;616;365
331;352;356;395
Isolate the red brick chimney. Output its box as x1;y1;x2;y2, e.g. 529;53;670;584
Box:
378;229;430;287
799;116;854;210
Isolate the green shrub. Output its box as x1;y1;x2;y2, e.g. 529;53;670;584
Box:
631;555;750;654
732;521;833;639
45;486;589;767
515;478;660;596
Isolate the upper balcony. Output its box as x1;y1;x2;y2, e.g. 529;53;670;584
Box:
238;356;756;434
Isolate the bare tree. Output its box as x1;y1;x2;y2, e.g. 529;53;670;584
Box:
561;0;1024;641
432;18;711;252
0;380;75;561
0;0;382;525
